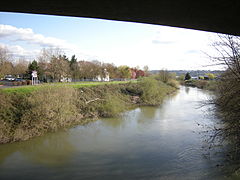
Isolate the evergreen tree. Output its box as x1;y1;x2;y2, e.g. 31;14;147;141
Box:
28;60;39;73
70;55;77;66
70;55;79;79
184;72;191;80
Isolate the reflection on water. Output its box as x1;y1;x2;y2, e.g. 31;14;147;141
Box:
185;86;190;94
0;132;76;167
0;86;233;179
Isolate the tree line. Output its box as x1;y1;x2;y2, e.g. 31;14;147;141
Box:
0;48;148;82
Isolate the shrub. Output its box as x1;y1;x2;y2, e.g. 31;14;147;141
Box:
195;80;208;89
0;90;16;143
14;86;78;141
121;82;143;96
167;79;179;88
138;77;173;105
76;85;131;118
185;72;191;80
99;94;127;117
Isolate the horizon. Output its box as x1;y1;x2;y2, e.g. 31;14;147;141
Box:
0;11;224;71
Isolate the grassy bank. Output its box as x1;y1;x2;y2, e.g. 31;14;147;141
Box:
182;79;218;91
1;81;134;94
0;77;177;144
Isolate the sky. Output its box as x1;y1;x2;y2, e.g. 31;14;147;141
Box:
0;11;223;70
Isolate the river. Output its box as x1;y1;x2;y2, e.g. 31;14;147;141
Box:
0;86;235;179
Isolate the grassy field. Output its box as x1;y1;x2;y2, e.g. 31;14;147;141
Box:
2;81;135;94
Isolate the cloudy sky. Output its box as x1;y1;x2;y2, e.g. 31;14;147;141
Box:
0;12;222;70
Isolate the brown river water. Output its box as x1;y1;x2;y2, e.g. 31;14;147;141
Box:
0;86;237;180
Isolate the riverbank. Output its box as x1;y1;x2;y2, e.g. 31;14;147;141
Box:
181;79;217;91
0;77;178;144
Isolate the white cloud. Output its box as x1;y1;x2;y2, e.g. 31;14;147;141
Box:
0;24;77;49
0;24;94;60
0;43;39;58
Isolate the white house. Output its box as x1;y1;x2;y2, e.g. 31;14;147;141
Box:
95;69;110;82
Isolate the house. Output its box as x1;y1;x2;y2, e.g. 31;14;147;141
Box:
94;69;110;82
60;75;72;82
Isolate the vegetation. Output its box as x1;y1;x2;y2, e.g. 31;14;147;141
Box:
138;77;176;105
205;73;216;80
183;79;218;91
0;47;148;83
2;81;133;94
184;72;191;80
195;35;240;174
209;35;240;151
0;76;178;144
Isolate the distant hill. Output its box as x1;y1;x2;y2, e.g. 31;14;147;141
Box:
149;70;224;77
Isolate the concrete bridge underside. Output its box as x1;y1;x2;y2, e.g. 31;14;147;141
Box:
0;0;240;35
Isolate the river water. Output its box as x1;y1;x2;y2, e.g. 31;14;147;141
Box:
0;86;235;179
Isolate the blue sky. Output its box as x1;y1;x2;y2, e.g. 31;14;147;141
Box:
0;11;221;70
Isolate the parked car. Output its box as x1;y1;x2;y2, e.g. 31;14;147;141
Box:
4;75;15;81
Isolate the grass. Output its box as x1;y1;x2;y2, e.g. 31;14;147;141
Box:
2;81;135;94
0;77;177;144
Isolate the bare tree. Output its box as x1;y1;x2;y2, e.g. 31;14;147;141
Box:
207;34;240;161
13;58;28;77
210;34;240;80
0;47;14;78
48;55;70;82
37;48;66;82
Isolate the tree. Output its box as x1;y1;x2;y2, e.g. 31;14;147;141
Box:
78;60;102;79
177;74;185;81
0;47;13;78
69;55;79;80
157;70;172;83
136;69;145;78
205;73;216;80
143;65;149;76
102;63;118;79
48;55;70;82
207;34;240;159
28;60;39;72
13;59;28;77
118;65;131;79
36;48;68;82
184;72;191;80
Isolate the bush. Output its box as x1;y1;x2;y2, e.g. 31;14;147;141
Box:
154;70;175;83
0;90;16;143
121;82;143;96
14;86;78;141
76;85;131;118
167;79;179;88
194;80;208;89
99;94;127;117
138;77;173;105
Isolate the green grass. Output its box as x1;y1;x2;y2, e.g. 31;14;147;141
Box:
2;81;135;94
